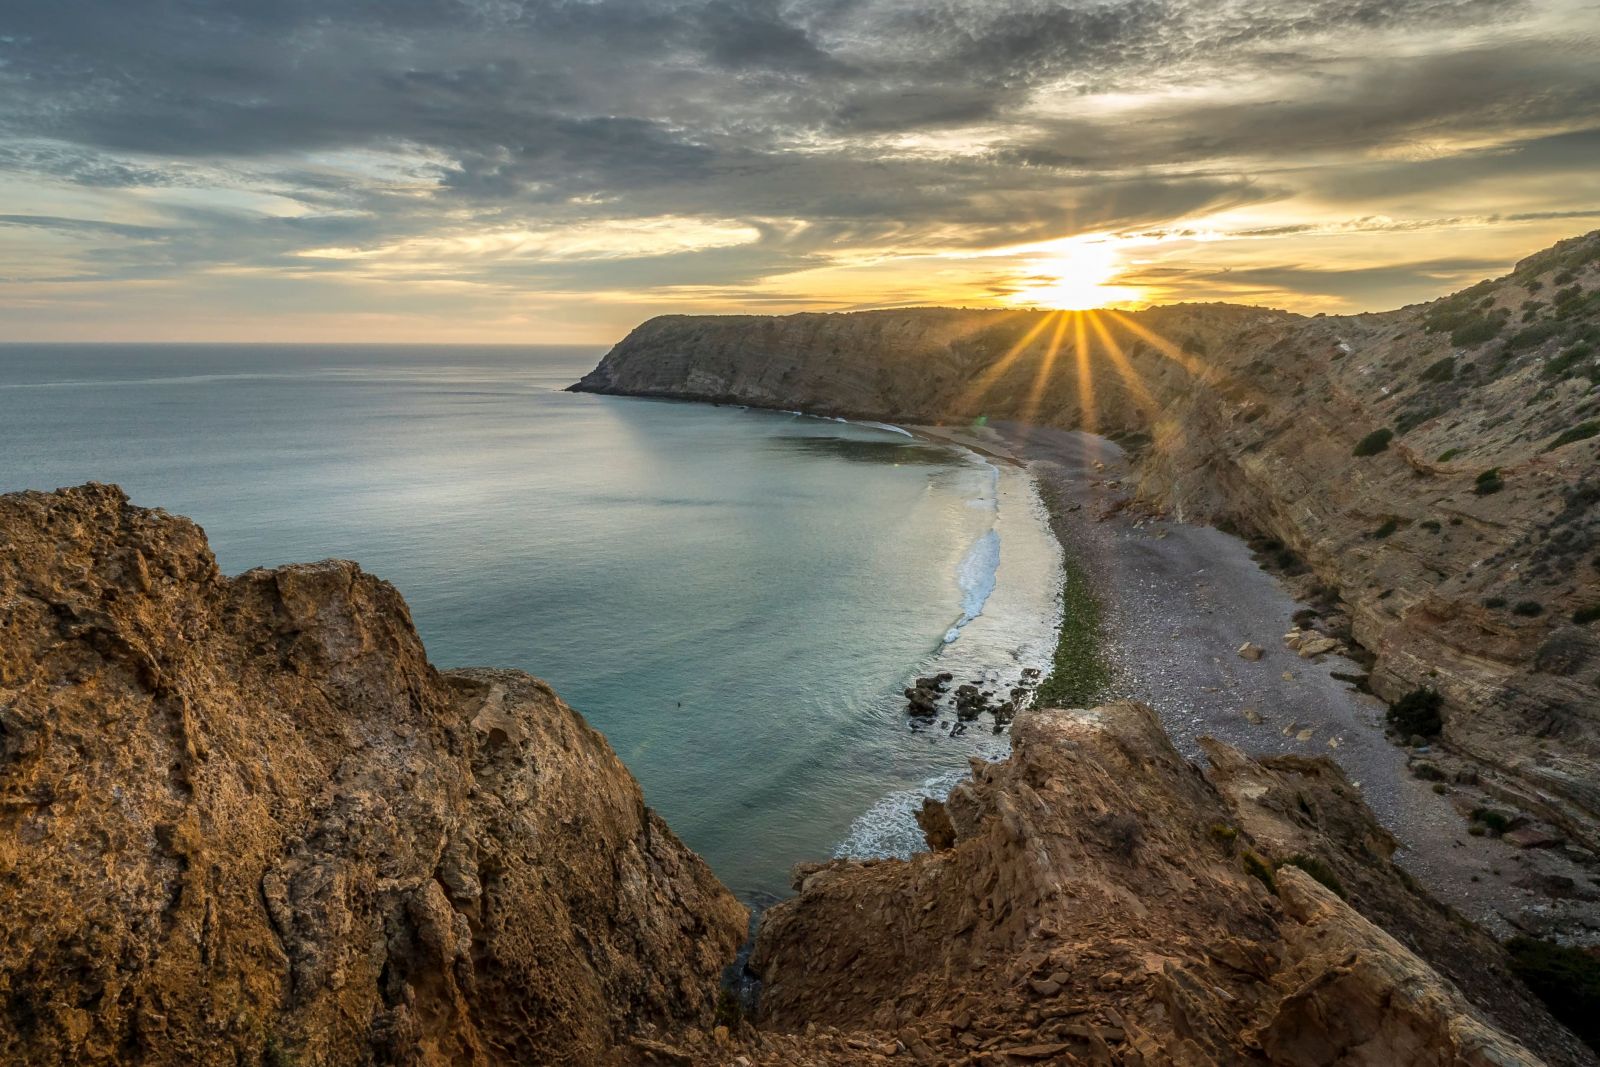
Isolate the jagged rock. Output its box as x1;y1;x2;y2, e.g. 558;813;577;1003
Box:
915;798;956;851
1238;642;1265;661
0;485;746;1066
1505;827;1566;850
1298;635;1342;659
749;703;1590;1066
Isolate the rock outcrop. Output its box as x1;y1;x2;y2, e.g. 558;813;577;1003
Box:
744;702;1592;1066
0;484;747;1065
573;230;1600;849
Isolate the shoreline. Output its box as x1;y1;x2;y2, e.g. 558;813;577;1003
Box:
587;392;1596;943
908;418;1594;941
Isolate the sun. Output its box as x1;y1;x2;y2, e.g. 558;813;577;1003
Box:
1009;239;1142;310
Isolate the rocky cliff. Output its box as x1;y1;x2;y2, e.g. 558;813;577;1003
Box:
573;231;1600;849
0;484;747;1065
738;702;1594;1065
2;487;1588;1064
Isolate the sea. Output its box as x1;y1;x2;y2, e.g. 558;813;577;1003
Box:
0;344;1063;903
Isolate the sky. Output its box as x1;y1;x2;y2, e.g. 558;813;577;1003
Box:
2;0;1598;342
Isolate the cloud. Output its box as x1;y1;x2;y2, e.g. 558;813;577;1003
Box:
0;0;1596;336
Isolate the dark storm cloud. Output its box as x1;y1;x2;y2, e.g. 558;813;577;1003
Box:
0;0;1596;301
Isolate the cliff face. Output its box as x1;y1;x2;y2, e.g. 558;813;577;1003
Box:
574;231;1600;846
0;484;747;1065
744;703;1593;1066
1;490;1584;1065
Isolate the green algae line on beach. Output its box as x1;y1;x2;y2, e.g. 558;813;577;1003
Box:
1034;482;1112;709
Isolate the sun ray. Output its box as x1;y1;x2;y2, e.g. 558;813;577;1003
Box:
954;310;1060;413
1016;308;1072;428
1103;310;1215;383
1072;311;1096;434
1084;310;1157;414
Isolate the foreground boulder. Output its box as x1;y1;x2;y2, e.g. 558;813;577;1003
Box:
749;702;1591;1066
0;485;747;1065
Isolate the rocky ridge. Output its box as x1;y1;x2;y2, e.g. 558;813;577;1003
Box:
572;230;1600;852
0;484;747;1065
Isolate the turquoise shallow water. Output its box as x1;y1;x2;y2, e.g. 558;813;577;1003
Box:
0;344;1061;901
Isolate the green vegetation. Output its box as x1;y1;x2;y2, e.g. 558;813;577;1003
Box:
1279;854;1348;900
1387;687;1443;739
1437;447;1463;462
1507;936;1600;1052
1513;600;1545;617
1372;518;1400;539
1471;807;1513;834
1545;342;1593;379
1035;487;1111;709
1450;316;1505;347
1506;320;1561;352
1208;823;1238;853
1544;421;1600;453
1241;849;1277;894
1575;605;1600;625
1485;596;1508;609
1420;519;1441;532
1474;468;1504;495
1352;428;1393;457
1418;356;1456;383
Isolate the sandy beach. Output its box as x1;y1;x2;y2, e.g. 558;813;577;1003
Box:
909;419;1591;939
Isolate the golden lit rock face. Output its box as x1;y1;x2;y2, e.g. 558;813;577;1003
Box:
747;703;1577;1066
0;484;746;1065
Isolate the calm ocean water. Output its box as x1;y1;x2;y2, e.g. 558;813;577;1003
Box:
0;344;1061;901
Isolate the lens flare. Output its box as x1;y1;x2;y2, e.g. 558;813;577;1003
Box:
1009;240;1141;310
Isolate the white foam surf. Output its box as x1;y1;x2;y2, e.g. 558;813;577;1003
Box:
943;528;1001;643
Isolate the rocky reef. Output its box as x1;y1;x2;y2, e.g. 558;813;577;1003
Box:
0;484;746;1065
573;230;1600;853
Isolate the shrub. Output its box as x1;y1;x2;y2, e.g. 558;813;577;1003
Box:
1373;518;1400;539
1545;343;1593;379
1437;447;1463;461
1421;519;1441;532
1242;850;1277;894
1387;687;1443;738
1507;936;1600;1051
1484;596;1508;609
1544;421;1600;453
1506;321;1562;352
1512;600;1544;617
1450;316;1505;347
1474;469;1504;495
1353;428;1394;457
1208;823;1238;853
1418;356;1456;383
1576;605;1600;625
1472;807;1513;833
1279;854;1348;900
